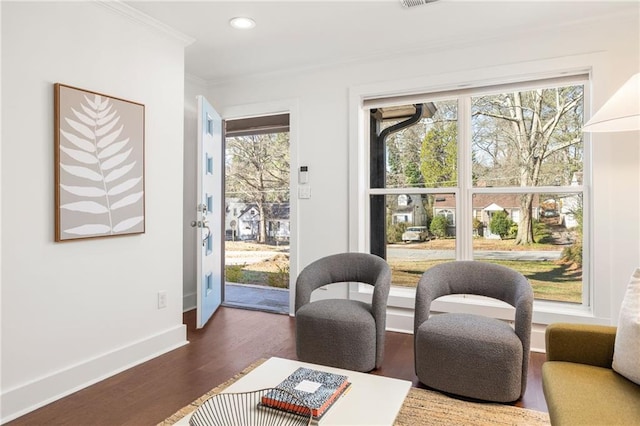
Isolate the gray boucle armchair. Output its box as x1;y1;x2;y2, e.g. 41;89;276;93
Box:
414;261;533;402
295;253;391;372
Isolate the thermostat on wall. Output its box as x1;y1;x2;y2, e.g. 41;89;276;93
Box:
299;166;309;184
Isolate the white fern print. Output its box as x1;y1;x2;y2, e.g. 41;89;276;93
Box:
59;92;143;237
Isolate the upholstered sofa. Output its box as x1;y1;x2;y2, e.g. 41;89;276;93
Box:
542;323;640;425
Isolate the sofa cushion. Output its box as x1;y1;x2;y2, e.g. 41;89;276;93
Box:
613;267;640;385
542;361;640;425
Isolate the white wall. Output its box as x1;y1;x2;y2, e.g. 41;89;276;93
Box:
1;2;189;421
206;13;640;345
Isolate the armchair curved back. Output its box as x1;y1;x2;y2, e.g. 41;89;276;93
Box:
295;252;391;313
415;260;533;395
294;252;391;368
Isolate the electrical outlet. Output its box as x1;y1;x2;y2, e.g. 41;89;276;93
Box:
158;290;167;309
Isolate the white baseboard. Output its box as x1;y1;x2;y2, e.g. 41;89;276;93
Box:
529;323;547;353
386;307;414;333
1;325;188;424
385;309;547;353
183;291;196;312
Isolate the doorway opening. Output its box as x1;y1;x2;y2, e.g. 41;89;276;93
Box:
223;113;290;314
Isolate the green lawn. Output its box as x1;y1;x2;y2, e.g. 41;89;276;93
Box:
388;258;582;303
224;238;583;303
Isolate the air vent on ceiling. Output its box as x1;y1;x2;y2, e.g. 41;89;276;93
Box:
400;0;438;8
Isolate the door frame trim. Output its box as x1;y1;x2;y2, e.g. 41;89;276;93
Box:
222;99;299;316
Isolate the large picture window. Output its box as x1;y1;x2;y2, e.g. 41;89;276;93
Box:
367;75;587;304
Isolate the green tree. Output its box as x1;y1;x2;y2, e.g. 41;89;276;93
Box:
420;121;457;188
404;162;422;187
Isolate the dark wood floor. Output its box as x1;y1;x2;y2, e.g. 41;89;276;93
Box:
9;307;548;425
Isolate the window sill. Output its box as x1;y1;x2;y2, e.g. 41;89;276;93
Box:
349;284;607;326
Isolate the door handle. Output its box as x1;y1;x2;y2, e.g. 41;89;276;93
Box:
192;203;211;247
201;224;211;247
190;220;211;247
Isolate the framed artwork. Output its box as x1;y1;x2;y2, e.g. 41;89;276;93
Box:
54;83;145;241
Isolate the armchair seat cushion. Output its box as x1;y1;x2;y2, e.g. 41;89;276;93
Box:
296;299;376;371
416;313;523;402
542;361;640;425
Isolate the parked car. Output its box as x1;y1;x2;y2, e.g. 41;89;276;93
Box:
402;226;430;243
542;209;560;217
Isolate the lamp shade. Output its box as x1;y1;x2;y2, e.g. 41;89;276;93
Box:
583;72;640;132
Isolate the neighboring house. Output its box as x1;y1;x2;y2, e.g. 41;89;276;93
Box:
225;199;258;240
473;194;541;229
390;194;428;226
389;193;543;238
227;200;290;242
267;203;291;243
236;204;260;240
433;193;541;238
225;198;243;240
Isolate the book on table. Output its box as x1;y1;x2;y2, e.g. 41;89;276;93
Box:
261;367;351;419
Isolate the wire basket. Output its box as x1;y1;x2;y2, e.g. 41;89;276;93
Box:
189;387;313;426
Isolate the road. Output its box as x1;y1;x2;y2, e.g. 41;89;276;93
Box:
387;247;561;261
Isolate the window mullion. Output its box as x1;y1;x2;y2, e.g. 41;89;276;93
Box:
458;96;473;260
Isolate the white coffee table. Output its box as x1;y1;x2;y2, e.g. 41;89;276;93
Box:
175;357;412;425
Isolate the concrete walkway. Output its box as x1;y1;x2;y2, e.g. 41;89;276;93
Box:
223;282;290;314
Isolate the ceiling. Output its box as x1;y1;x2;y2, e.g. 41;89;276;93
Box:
125;1;639;84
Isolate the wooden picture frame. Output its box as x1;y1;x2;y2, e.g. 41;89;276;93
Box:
54;83;145;241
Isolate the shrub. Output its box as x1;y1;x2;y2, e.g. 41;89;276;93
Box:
561;241;582;267
508;222;519;239
561;205;583;267
430;215;449;239
387;222;408;243
268;263;290;288
489;211;514;239
225;264;244;283
533;219;552;243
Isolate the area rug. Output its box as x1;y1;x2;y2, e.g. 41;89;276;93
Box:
159;359;550;426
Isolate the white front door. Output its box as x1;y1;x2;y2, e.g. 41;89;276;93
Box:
195;96;222;328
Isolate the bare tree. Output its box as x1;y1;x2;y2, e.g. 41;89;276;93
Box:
226;133;289;243
473;86;584;244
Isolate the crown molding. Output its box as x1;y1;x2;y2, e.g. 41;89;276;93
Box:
185;73;208;88
94;0;195;47
205;9;637;87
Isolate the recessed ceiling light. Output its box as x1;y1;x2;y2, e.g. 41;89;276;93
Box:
229;17;256;30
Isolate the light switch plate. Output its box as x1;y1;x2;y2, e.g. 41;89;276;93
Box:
298;185;311;199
